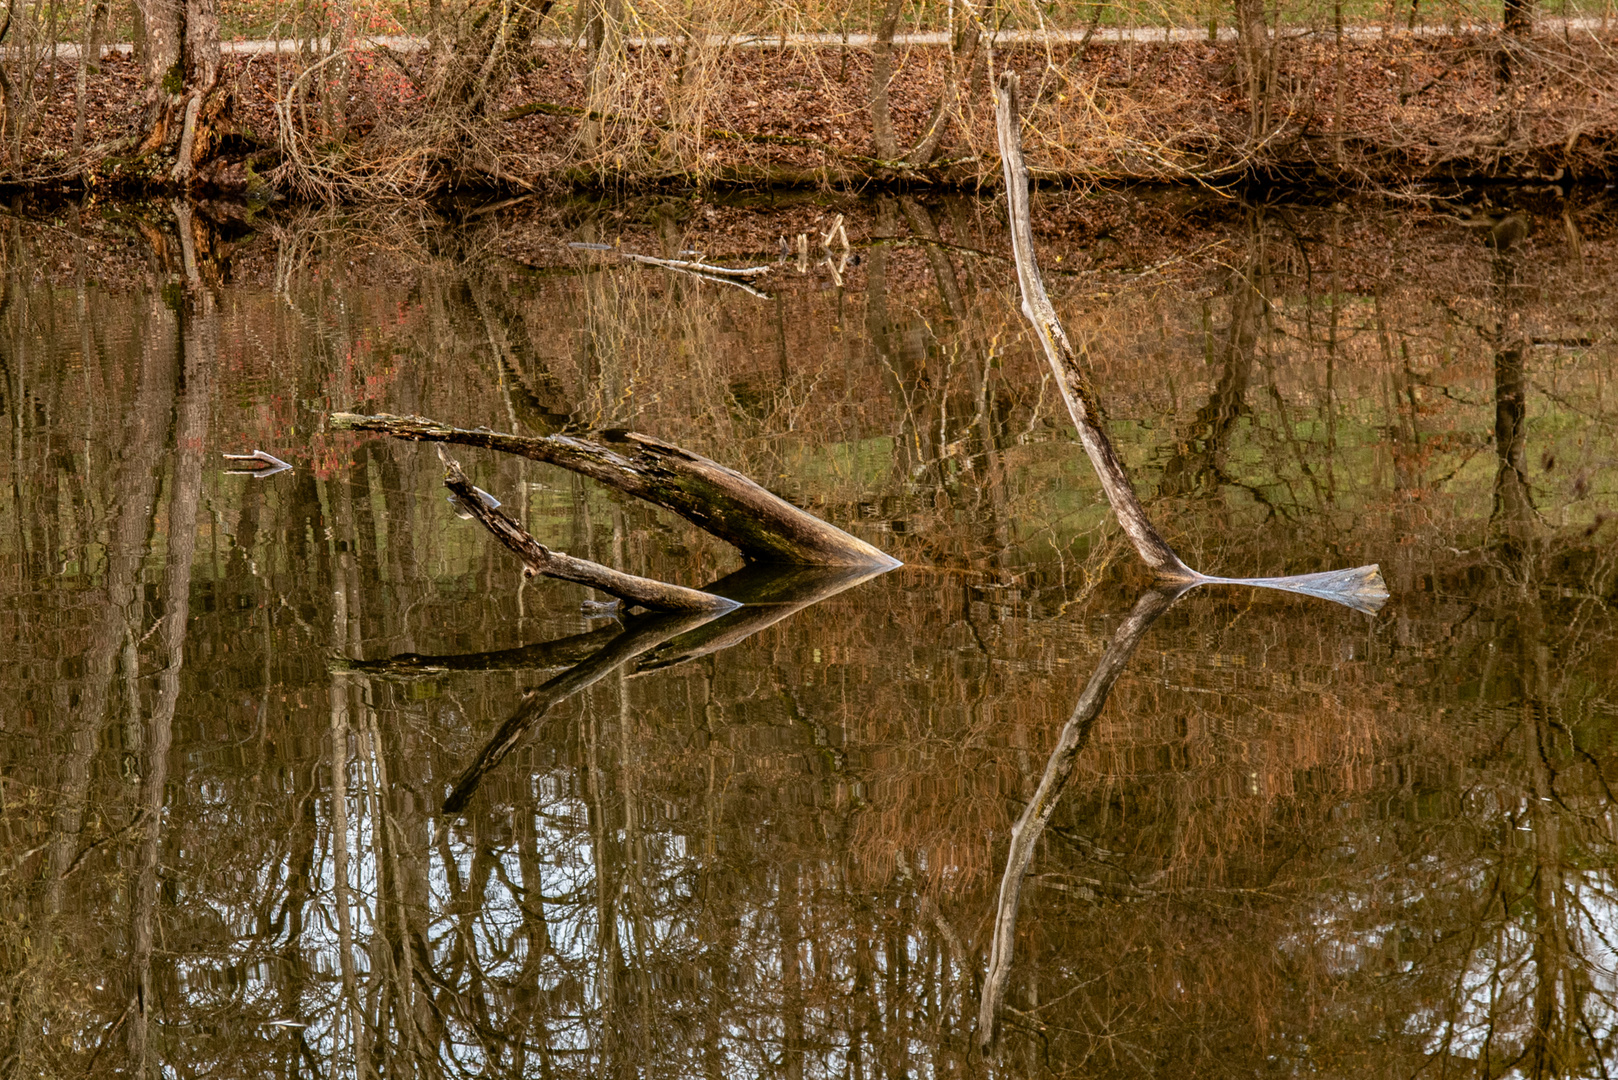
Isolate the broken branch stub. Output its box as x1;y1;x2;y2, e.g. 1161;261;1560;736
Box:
331;412;899;569
439;448;738;614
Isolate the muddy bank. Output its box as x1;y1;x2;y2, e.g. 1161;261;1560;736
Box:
3;27;1616;200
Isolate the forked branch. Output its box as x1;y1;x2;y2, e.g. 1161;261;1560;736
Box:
333;412;899;568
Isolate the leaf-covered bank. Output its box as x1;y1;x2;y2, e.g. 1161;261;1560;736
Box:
3;29;1616;201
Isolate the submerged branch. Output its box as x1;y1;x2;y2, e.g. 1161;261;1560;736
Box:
332;412;899;568
439;447;738;613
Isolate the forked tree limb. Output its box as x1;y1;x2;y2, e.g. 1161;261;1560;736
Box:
332;412;899;569
439;448;738;614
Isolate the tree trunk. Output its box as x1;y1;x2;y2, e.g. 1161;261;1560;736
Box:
134;0;228;178
868;0;904;160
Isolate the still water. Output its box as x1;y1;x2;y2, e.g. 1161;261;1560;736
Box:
2;192;1616;1078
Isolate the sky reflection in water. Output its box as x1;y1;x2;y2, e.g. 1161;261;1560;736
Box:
2;193;1617;1078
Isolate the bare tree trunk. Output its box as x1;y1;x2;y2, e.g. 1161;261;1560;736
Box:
1234;0;1272;142
72;0;103;157
1505;0;1534;35
169;0;222;180
134;0;184;153
133;0;227;177
869;0;904;160
905;13;984;167
325;0;352;140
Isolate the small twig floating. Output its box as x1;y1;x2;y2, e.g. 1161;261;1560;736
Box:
222;450;292;476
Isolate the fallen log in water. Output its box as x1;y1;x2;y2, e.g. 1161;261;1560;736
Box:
331;412;899;568
439;447;738;614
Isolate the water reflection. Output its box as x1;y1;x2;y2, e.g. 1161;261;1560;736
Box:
1;191;1616;1077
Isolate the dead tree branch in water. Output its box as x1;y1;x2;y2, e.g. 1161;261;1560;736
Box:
979;71;1391;1058
991;71;1387;614
978;584;1190;1051
331;412;899;568
437;448;737;614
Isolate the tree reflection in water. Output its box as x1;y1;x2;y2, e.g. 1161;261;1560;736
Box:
1;194;1616;1078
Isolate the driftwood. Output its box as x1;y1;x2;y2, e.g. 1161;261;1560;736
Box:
992;71;1388;616
439;447;738;614
977;73;1392;1056
977;584;1189;1050
331;413;899;569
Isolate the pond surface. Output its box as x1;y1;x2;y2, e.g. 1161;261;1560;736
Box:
3;192;1617;1078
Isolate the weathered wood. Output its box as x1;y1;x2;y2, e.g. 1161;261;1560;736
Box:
442;609;719;813
439;448;739;614
331;412;900;569
978;584;1190;1053
994;72;1194;581
992;72;1389;616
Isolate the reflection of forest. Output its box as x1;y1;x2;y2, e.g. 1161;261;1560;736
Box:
2;196;1617;1077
